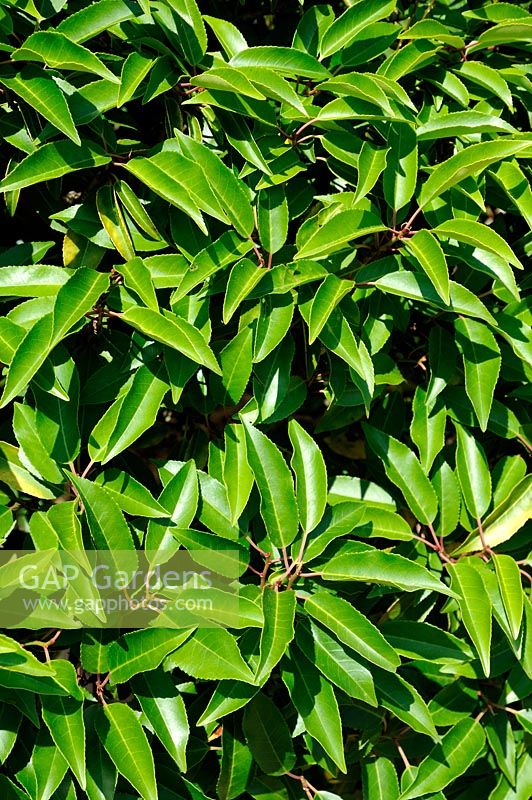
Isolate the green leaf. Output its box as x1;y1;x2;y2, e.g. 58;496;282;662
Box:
403;229;449;304
94;703;157;800
223;259;264;324
41;695;86;789
362;758;399;800
373;271;496;325
493;554;524;640
88;362;169;464
13;402;64;484
96;185;135;261
0;312;51;408
117;52;154;107
317;307;374;411
458;476;531;553
305;592;400;672
355;141;389;203
307;274;354;345
56;0;138;43
115;182;161;242
131;668;189;773
283;646;346;773
455;317;501;432
171;530;246;580
94;469;168;518
373;667;438;739
485;713;516;789
319;549;455;596
68;472;136;559
146;460;198;559
417;111;515;140
490;159;532;229
223;424;254;525
242;693;295;776
212;107;271;175
454;423;492;520
380;620;473;664
0;440;56;498
198;471;240;540
431;460;461;538
295;208;386;260
0;141;111;194
220;326;253;406
120;306;221;375
175;232;252;301
296;619;377;707
418;139;531;208
217;722;253;800
363;423;438;524
399;719;486;799
231;46;330;80
173;130;254;238
0;266;70;297
168;629;255;683
320;0;396;58
448;560;492;676
383;124;418;214
197;681;258;727
0;633;53;676
457;61;513;109
12;31;118;81
124;152;205;232
253;293;295;363
190;65;267;100
288;419;327;534
257;186;288;255
118;258;159;311
0;66;80;144
52;267;108;345
242;420;299;549
0;705;20;764
165;0;207;65
246;67;308;114
204;15;247;57
255;588;296;685
426;326;457;409
433;219;522;269
85;707;117;800
109;629;192;685
16;729;68;800
410;386;446;473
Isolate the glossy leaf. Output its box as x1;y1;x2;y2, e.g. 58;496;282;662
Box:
242;420;299;548
0;141;111;194
283;647;346;773
403;229;449;304
399;719;486;799
305;592;400;672
41;695;86;789
288;419;327;534
131;668;189;772
363;423;438;524
0;66;80;144
255;588;296;685
492;553;524;640
449;560;492;677
454;423;492;520
455;317;501;431
94;703;157;800
121;307;221;375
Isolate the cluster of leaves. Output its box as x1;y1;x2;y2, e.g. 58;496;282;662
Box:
0;0;531;798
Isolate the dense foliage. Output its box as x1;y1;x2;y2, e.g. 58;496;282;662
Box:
0;0;531;798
